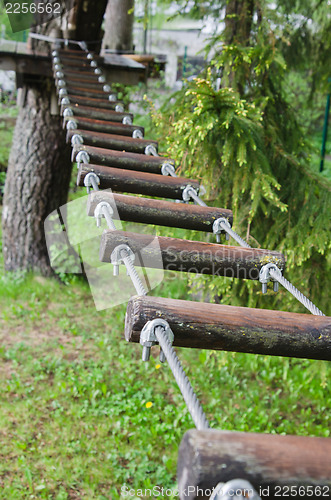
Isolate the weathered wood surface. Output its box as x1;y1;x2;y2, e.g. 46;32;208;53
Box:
177;430;331;500
77;164;199;198
99;230;286;279
56;57;96;68
59;69;104;81
87;191;233;232
67;104;131;122
67;129;157;154
125;296;331;360
64;116;143;136
73;145;173;173
65;94;123;110
64;84;110;99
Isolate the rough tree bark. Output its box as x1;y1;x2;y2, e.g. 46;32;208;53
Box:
102;0;134;53
2;0;107;275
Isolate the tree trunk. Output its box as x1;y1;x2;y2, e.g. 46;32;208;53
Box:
1;0;108;275
223;0;255;92
2;83;72;275
102;0;134;53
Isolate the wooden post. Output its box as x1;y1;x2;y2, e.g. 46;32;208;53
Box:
87;191;233;232
65;85;111;99
64;116;144;137
125;296;331;360
73;145;173;173
177;430;331;500
67;129;158;154
99;230;286;279
77;164;200;198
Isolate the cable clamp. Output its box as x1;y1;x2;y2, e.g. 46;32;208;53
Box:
66;120;77;131
161;162;176;176
57;79;66;88
199;185;206;196
182;185;196;202
76;150;90;169
213;217;231;242
132;129;144;139
140;319;174;363
58;88;67;98
84;172;100;194
71;133;83;147
111;244;135;277
145;144;158;156
60;97;70;112
94;201;114;228
210;479;261;500
259;263;281;294
63;107;73;117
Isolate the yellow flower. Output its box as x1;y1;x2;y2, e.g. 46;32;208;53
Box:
146;402;153;409
155;364;161;370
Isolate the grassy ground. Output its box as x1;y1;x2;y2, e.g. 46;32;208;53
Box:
0;101;330;499
0;253;330;499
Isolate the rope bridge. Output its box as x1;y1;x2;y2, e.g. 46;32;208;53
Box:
46;41;331;499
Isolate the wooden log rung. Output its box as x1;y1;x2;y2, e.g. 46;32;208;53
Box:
60;78;106;90
125;296;331;360
64;116;144;137
67;129;158;154
64;85;110;99
65;104;128;121
177;430;331;500
65;94;123;110
99;230;286;280
58;70;104;82
87;191;233;233
73;145;174;174
56;58;93;68
77;164;200;199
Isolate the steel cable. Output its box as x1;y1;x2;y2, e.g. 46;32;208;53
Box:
269;268;325;316
155;326;209;430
